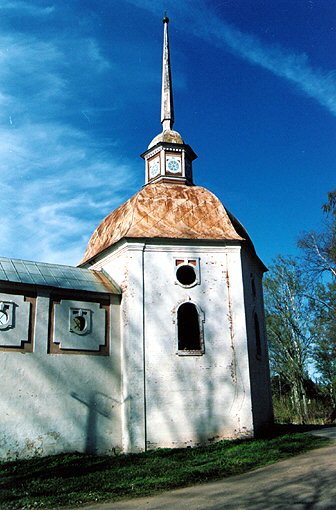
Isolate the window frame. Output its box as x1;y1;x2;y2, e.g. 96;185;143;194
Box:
174;257;200;288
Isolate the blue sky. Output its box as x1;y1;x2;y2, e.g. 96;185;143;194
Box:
1;0;335;267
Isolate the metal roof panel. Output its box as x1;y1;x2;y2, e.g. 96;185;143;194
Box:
0;257;120;294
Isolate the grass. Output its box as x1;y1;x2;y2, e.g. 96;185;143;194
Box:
0;432;331;510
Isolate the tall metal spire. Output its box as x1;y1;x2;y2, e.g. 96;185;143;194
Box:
161;16;174;131
141;16;197;186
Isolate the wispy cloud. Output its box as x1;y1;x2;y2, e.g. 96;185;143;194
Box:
0;10;138;265
2;0;333;268
0;121;136;264
0;1;55;16
127;0;336;116
0;32;112;123
191;7;336;116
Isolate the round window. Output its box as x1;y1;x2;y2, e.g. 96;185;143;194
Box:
176;264;196;286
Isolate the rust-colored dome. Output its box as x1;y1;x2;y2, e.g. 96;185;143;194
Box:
80;182;251;265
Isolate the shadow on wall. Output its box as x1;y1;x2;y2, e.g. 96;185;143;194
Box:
1;249;267;459
0;345;123;459
134;249;253;449
71;391;119;454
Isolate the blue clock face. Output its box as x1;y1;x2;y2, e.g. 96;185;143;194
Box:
149;158;160;178
167;156;181;174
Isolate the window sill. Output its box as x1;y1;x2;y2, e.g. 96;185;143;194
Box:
176;350;204;356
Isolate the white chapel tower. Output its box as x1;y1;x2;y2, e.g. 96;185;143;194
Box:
80;17;273;452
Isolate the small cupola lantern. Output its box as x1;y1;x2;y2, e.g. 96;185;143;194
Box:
141;16;197;185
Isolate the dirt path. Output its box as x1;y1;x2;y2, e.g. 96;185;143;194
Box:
74;428;336;510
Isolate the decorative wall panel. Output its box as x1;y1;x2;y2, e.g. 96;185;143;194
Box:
0;291;35;352
50;297;109;355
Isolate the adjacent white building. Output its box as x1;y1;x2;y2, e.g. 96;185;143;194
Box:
0;17;273;460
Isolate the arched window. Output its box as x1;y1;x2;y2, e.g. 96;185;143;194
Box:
177;302;204;354
254;313;262;358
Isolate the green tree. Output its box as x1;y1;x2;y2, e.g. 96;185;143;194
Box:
298;189;336;278
264;256;316;424
298;190;336;411
322;189;336;216
309;281;336;408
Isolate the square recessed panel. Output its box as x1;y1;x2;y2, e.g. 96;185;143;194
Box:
53;299;106;351
0;292;36;352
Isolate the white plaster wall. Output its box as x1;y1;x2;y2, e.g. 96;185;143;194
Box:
241;250;273;433
0;241;271;460
90;239;271;452
0;291;122;460
90;243;147;452
142;242;254;448
94;240;254;450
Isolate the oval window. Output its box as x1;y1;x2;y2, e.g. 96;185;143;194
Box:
176;265;196;286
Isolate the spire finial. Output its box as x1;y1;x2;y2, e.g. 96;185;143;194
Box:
161;14;174;131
